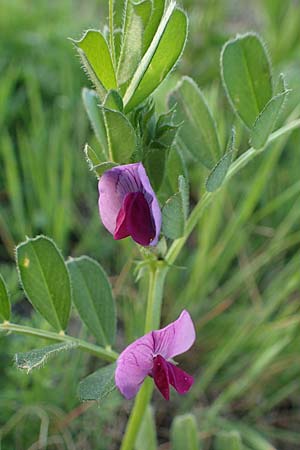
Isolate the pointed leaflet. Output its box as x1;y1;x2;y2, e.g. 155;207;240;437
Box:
171;414;200;450
15;342;77;373
102;108;136;163
16;236;71;331
73;30;117;100
0;273;10;321
221;33;273;128
79;363;116;401
67;256;116;346
206;129;235;192
169;76;221;169
104;90;124;111
117;0;152;85
124;2;188;112
250;74;290;149
82;88;108;160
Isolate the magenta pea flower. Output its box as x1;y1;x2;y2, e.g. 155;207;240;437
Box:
115;310;195;400
98;162;161;246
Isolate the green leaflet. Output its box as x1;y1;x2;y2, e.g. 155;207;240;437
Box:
221;32;273;129
16;236;71;332
78;363;116;401
102;107;136;163
73;30;117;100
169;76;221;169
0;273;10;322
82;88;108;160
15;342;78;373
142;0;165;53
124;3;188;112
250;74;290;149
67;256;116;346
206;129;236;192
162;176;188;239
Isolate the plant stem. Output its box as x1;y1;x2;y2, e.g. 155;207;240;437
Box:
120;378;153;450
144;262;168;332
109;0;116;68
0;322;118;362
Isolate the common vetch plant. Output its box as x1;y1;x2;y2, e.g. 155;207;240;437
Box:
1;0;300;448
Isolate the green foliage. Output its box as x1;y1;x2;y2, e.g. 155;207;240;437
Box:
67;256;116;346
250;74;290;149
221;33;273;128
78;363;116;401
15;342;78;373
162;175;189;239
73;29;117;100
123;2;188;111
82;87;108;160
169;76;221;169
171;414;200;450
103;107;137;162
0;273;10;321
206;129;235;192
16;236;71;331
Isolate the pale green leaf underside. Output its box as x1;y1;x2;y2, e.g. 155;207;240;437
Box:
79;363;116;401
15;342;78;373
0;273;10;321
16;236;71;331
169;76;221;169
221;33;273;128
67;256;116;346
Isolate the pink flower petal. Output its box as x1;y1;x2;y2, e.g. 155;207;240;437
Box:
152;310;196;360
115;332;154;399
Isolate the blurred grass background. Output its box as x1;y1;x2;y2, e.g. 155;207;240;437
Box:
1;0;300;449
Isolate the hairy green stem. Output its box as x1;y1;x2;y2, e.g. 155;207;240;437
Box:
0;322;118;362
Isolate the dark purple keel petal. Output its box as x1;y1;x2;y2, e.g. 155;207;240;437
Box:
167;361;194;395
114;192;155;246
153;355;170;400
